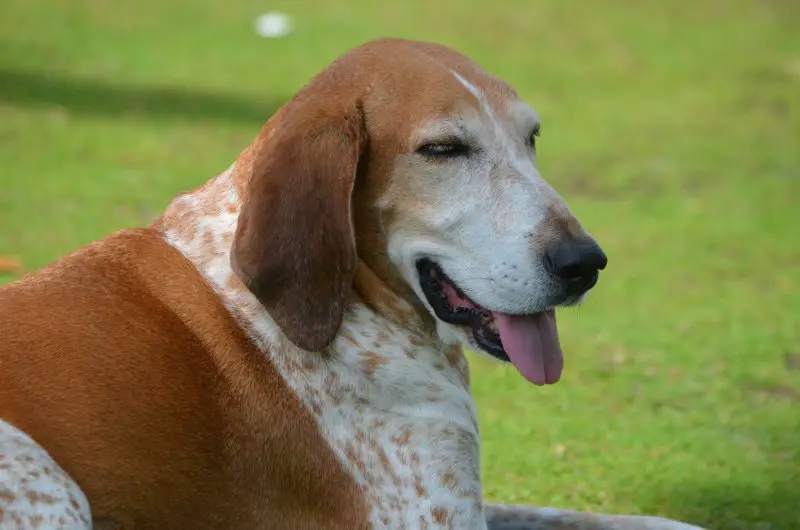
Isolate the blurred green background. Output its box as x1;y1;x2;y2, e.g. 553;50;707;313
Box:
1;1;798;529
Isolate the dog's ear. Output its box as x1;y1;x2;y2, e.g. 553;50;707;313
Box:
231;97;365;352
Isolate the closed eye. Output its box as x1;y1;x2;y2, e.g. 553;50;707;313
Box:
527;124;541;150
417;138;470;158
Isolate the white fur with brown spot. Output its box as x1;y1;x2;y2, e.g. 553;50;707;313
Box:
0;419;91;529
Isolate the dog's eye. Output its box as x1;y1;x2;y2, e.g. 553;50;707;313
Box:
417;141;469;158
527;125;541;150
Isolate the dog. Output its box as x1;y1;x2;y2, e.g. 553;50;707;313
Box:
0;38;707;529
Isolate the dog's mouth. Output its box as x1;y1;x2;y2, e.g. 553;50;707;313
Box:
416;259;563;386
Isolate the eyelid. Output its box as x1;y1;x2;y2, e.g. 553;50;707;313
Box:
416;135;466;150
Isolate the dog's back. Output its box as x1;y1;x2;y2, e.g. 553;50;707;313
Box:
0;229;365;529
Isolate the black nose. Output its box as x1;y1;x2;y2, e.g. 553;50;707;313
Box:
543;239;608;294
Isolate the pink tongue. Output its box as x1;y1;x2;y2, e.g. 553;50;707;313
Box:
493;310;563;386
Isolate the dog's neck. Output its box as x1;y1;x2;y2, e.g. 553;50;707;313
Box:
155;159;461;370
155;162;484;526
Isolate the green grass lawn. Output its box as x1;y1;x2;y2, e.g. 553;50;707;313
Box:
1;1;798;528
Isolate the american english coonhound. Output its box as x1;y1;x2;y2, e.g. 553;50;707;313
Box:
0;39;707;530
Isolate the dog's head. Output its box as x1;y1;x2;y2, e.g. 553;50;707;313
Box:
231;39;606;386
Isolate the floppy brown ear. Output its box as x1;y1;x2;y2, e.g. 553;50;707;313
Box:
231;97;365;352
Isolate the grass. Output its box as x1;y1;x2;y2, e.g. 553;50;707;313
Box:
1;1;798;528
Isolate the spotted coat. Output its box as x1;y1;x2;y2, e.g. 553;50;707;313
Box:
160;164;483;528
0;420;91;529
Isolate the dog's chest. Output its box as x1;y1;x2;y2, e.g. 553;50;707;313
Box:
266;307;486;528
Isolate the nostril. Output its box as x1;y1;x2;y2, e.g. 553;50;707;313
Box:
595;248;608;271
558;262;591;281
543;253;555;275
544;241;607;281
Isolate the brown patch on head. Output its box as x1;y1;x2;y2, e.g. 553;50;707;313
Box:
226;38;522;346
349;40;519;305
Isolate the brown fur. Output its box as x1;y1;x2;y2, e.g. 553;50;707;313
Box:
0;231;367;528
232;96;366;352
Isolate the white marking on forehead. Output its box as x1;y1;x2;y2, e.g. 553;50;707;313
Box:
451;71;482;99
451;70;502;131
452;69;541;130
451;69;531;174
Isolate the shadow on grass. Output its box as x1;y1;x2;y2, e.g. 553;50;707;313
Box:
0;67;285;124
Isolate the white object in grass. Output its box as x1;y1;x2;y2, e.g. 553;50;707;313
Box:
255;12;292;38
